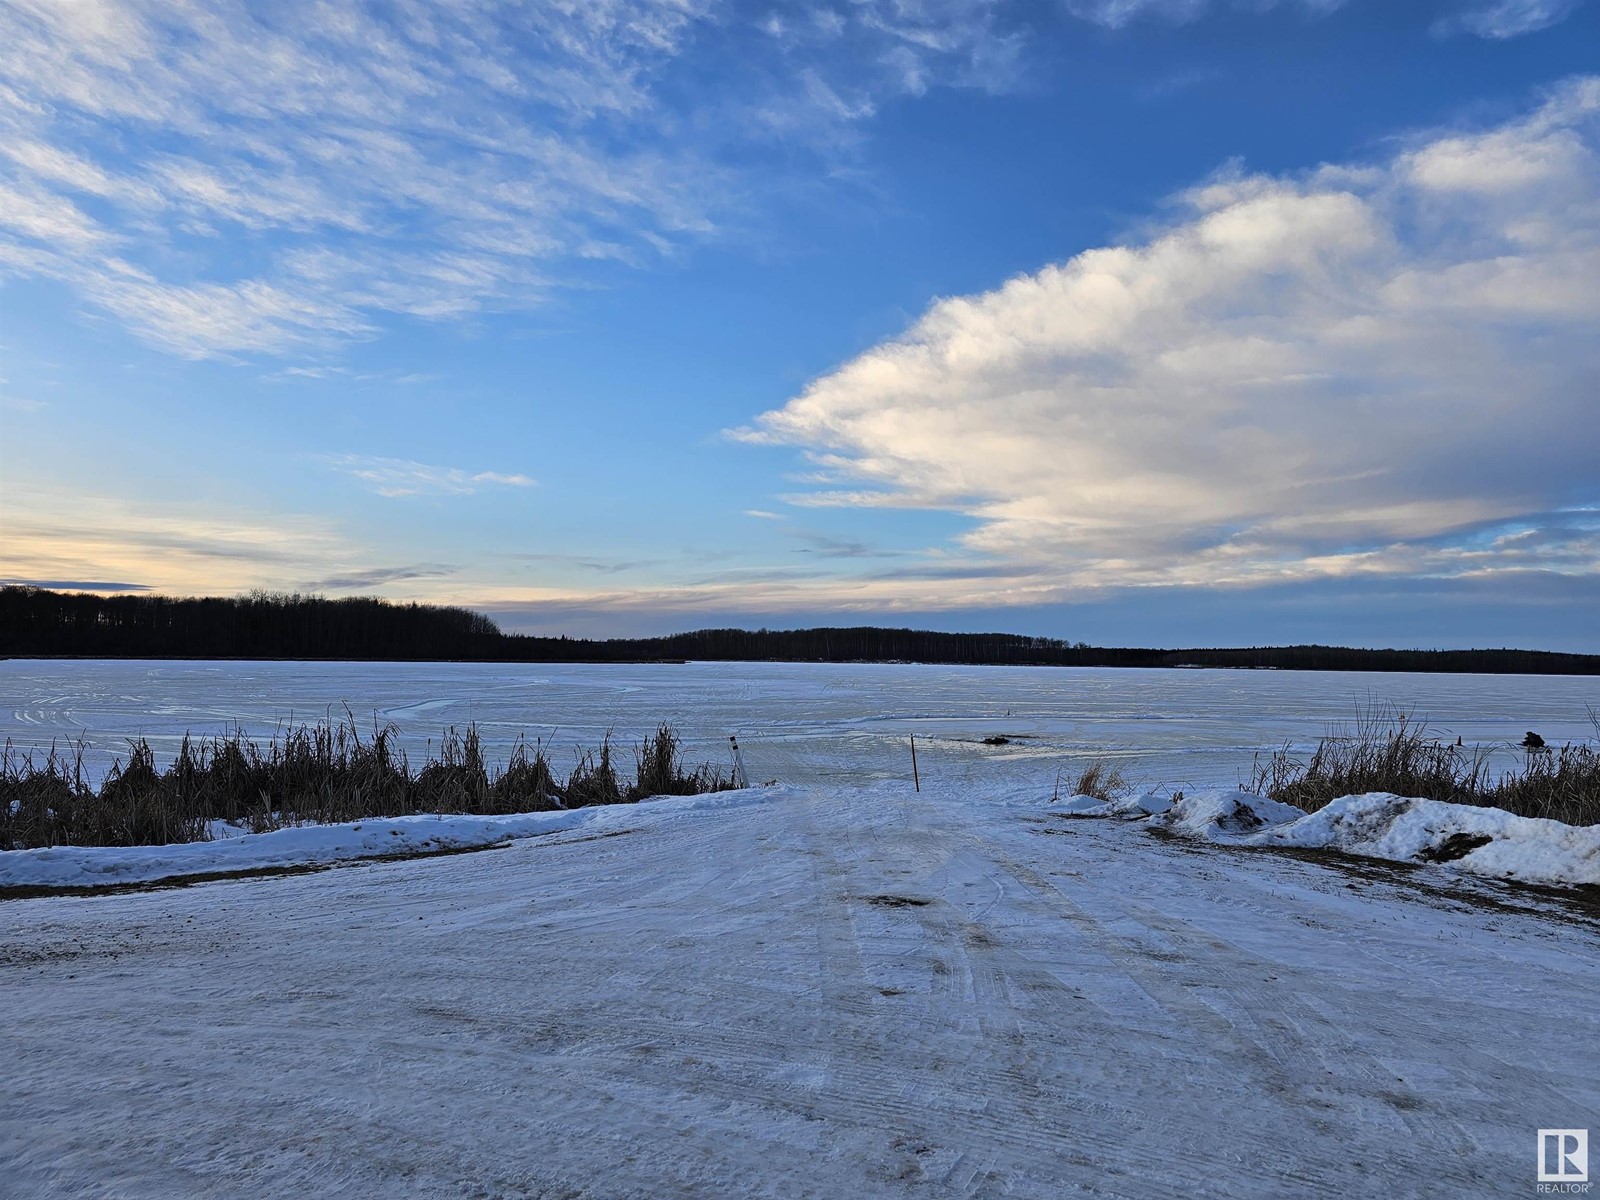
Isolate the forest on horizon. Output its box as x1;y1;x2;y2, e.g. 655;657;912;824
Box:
2;586;1596;676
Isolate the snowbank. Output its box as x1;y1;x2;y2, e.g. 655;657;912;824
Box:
0;786;789;892
1156;791;1312;839
1052;788;1600;887
1246;793;1600;887
1043;793;1593;889
1055;791;1174;818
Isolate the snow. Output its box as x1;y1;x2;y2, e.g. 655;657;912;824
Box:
1248;792;1600;886
1055;791;1176;818
1155;790;1321;838
0;787;791;892
13;781;1593;894
3;779;1596;1198
1052;789;1600;887
6;658;1596;794
5;660;1599;1193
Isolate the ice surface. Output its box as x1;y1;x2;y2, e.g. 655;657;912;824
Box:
4;659;1595;794
3;779;1596;1198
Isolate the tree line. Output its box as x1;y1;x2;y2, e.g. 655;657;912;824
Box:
2;586;1595;675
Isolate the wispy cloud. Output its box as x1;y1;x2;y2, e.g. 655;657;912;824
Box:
0;484;490;599
298;564;458;592
0;486;352;595
497;552;663;576
1136;67;1224;102
323;454;536;498
1063;0;1346;29
735;79;1600;607
1436;0;1585;38
0;578;151;593
0;1;1034;359
789;530;909;559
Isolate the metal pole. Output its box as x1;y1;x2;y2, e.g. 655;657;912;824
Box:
910;734;920;792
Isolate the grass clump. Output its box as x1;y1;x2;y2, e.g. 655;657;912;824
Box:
1068;759;1131;803
1246;704;1600;827
2;718;736;850
632;724;731;799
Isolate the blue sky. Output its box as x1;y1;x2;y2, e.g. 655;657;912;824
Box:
2;0;1597;650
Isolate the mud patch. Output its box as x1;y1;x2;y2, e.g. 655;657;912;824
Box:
1417;832;1494;863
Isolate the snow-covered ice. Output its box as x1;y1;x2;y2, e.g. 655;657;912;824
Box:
4;778;1597;1198
5;658;1596;793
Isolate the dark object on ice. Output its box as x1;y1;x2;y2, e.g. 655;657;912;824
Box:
982;735;1011;746
1523;731;1547;749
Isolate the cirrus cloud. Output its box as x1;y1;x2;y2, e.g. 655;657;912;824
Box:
322;454;537;498
0;0;1032;359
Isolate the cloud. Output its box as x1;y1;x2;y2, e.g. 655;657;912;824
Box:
0;486;354;595
0;484;488;601
736;79;1600;608
0;578;152;593
744;509;786;520
497;552;662;575
0;0;1032;358
1064;0;1345;28
323;455;536;498
297;564;458;592
1437;0;1584;39
789;530;908;558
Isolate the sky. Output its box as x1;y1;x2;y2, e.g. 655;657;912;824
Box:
1;0;1597;651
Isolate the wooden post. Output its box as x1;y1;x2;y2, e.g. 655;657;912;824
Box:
910;734;920;792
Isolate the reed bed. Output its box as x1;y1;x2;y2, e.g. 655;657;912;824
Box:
1;720;734;850
1246;705;1600;827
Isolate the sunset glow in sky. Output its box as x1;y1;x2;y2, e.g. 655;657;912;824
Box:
2;1;1597;648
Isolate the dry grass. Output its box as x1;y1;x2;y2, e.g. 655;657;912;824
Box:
1;719;734;849
1069;759;1131;803
1246;704;1600;827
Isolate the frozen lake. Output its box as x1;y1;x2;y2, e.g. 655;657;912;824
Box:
3;659;1595;794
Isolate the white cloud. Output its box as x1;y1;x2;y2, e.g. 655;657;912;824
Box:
1064;0;1345;28
738;80;1600;606
0;0;1032;358
324;455;537;498
1439;0;1583;39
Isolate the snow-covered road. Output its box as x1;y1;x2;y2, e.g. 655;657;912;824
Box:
4;784;1596;1198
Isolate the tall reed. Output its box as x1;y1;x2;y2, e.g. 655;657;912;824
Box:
1;719;735;850
1245;704;1600;826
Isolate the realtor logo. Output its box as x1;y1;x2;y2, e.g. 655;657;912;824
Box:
1540;1130;1589;1185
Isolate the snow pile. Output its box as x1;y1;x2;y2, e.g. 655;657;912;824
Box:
1155;790;1308;838
1055;791;1174;818
1123;789;1600;887
0;786;789;891
1248;793;1600;887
